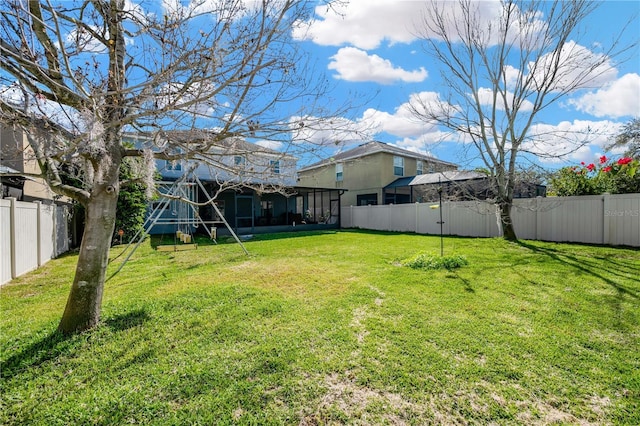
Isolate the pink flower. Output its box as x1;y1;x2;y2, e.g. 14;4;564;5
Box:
617;157;633;165
602;166;612;172
580;161;585;165
586;163;595;171
599;155;608;164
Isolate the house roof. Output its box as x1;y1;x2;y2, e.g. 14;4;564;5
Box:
384;170;487;189
123;131;296;160
299;141;457;172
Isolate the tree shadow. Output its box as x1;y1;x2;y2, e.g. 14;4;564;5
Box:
104;309;150;331
446;270;475;293
1;330;72;381
1;309;150;381
516;240;638;327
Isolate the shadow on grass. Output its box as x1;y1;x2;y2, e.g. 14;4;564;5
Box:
104;309;151;331
1;330;71;381
516;240;638;326
1;309;150;381
449;270;475;293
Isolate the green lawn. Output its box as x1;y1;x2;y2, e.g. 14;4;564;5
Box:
1;230;638;425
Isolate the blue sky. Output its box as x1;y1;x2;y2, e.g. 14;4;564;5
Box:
290;0;640;170
2;0;638;173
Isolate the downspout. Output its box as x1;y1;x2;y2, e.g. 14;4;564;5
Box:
338;189;346;228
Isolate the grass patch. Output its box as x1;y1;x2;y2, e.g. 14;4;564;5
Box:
1;230;639;424
402;252;469;270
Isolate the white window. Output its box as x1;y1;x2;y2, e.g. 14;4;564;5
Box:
416;160;423;175
234;156;245;167
336;163;343;181
270;160;280;174
393;156;404;176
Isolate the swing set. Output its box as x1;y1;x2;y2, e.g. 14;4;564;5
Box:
107;168;248;281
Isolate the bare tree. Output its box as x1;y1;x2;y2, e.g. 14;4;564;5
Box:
0;0;350;334
409;0;635;240
608;117;640;158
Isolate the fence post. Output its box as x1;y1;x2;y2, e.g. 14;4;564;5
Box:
536;197;542;240
9;197;17;280
602;193;610;245
36;201;43;267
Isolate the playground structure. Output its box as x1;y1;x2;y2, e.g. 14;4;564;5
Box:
108;169;248;281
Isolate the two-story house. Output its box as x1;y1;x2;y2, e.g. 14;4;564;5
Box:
297;141;458;206
1;125;57;202
126;132;343;235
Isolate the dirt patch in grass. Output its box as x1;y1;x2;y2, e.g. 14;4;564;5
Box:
300;373;424;425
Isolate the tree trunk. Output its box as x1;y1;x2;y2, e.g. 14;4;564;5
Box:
497;199;518;241
58;186;119;334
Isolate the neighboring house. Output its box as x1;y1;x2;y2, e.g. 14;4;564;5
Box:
384;170;546;204
0;124;73;254
125;132;343;235
1;125;57;202
297;141;458;206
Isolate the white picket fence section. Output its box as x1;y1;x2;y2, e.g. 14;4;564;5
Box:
342;193;640;247
1;198;69;285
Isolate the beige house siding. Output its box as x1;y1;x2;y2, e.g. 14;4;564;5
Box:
1;126;56;201
298;149;457;206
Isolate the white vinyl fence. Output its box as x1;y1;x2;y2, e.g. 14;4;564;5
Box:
1;198;70;285
342;193;640;247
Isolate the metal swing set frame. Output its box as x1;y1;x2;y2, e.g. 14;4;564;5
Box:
108;168;248;281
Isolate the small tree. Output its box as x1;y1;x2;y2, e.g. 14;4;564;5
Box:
113;158;150;244
409;0;634;240
1;0;349;334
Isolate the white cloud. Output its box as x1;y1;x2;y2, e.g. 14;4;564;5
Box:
503;65;522;89
568;73;640;118
292;0;426;49
529;41;618;93
61;26;107;54
292;0;543;50
328;47;427;84
1;83;83;132
523;119;622;163
255;140;283;150
360;106;430;138
476;88;534;112
290;116;370;146
123;0;151;25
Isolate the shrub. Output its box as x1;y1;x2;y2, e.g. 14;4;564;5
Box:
402;253;469;270
550;155;639;196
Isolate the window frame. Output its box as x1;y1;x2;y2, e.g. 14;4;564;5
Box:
270;159;280;174
393;156;404;176
335;163;343;182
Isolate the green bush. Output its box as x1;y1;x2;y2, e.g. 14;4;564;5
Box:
402;253;469;270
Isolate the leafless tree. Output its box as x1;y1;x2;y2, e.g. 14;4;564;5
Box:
409;0;635;240
0;0;352;334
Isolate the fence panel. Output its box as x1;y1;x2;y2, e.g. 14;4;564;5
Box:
417;203;443;235
1;199;70;285
13;202;39;277
39;203;56;265
607;194;640;246
385;204;416;232
1;199;11;284
342;194;640;247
